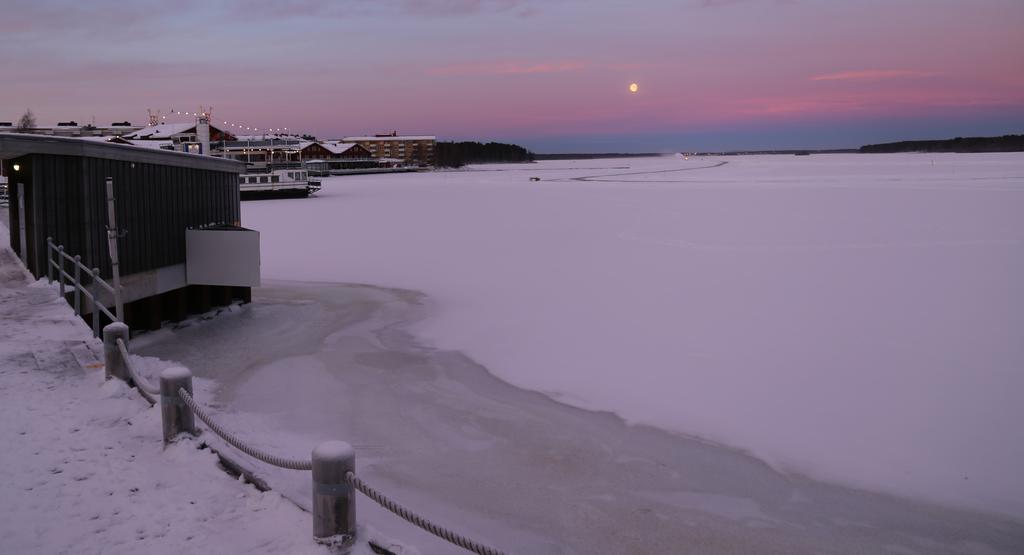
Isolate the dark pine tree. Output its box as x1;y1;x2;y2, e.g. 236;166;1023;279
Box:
435;141;535;168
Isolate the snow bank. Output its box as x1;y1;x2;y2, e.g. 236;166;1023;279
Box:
242;153;1024;519
0;230;406;554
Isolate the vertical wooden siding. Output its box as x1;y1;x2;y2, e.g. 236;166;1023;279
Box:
22;153;239;279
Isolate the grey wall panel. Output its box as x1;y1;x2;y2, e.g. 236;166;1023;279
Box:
186;229;260;287
8;151;240;282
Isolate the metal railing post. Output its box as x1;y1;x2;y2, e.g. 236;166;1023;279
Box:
57;246;66;298
91;268;102;337
312;441;356;543
73;255;82;316
103;322;130;381
160;367;194;443
105;177;125;322
46;237;54;283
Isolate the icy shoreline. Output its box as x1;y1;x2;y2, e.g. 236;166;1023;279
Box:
243;154;1024;520
0;216;411;555
131;279;1024;554
6;152;1023;552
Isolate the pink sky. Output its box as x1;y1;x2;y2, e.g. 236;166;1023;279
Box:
1;0;1022;151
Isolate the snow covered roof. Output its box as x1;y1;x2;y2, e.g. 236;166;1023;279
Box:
319;142;359;155
0;133;243;172
72;136;121;143
128;139;174;150
232;134;299;141
343;136;435;142
50;136;171;150
122;123;195;140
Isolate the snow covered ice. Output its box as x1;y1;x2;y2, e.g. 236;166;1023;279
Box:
4;153;1024;554
243;153;1024;516
136;153;1023;552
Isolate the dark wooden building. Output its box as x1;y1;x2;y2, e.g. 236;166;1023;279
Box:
1;133;257;333
300;141;373;160
302;142;382;175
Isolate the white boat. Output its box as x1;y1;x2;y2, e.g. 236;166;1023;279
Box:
238;168;321;198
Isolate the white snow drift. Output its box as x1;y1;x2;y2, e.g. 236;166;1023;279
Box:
243;153;1024;519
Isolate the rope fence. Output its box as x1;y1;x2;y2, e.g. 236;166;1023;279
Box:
104;322;507;555
347;472;506;555
116;337;158;405
177;387;314;471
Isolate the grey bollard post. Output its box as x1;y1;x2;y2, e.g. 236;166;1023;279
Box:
312;441;356;542
102;322;130;381
160;367;195;443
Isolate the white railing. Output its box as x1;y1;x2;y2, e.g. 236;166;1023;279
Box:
46;237;123;337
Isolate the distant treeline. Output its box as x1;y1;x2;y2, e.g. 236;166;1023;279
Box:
534;152;661;160
435;141;534;167
860;135;1024;153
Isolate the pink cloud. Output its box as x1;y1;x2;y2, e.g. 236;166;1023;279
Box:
810;69;941;82
427;60;587;76
400;0;534;16
735;97;867;116
698;0;798;7
0;0;200;35
720;86;1024;125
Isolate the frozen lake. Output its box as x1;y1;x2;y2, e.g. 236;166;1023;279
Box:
245;154;1024;519
242;154;1023;519
131;153;1024;552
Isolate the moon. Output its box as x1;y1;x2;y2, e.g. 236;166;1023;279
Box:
629;83;639;93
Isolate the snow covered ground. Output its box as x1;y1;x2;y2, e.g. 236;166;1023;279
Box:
236;153;1024;521
0;219;398;555
11;152;1020;554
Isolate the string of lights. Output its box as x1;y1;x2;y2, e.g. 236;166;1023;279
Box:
159;109;293;135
